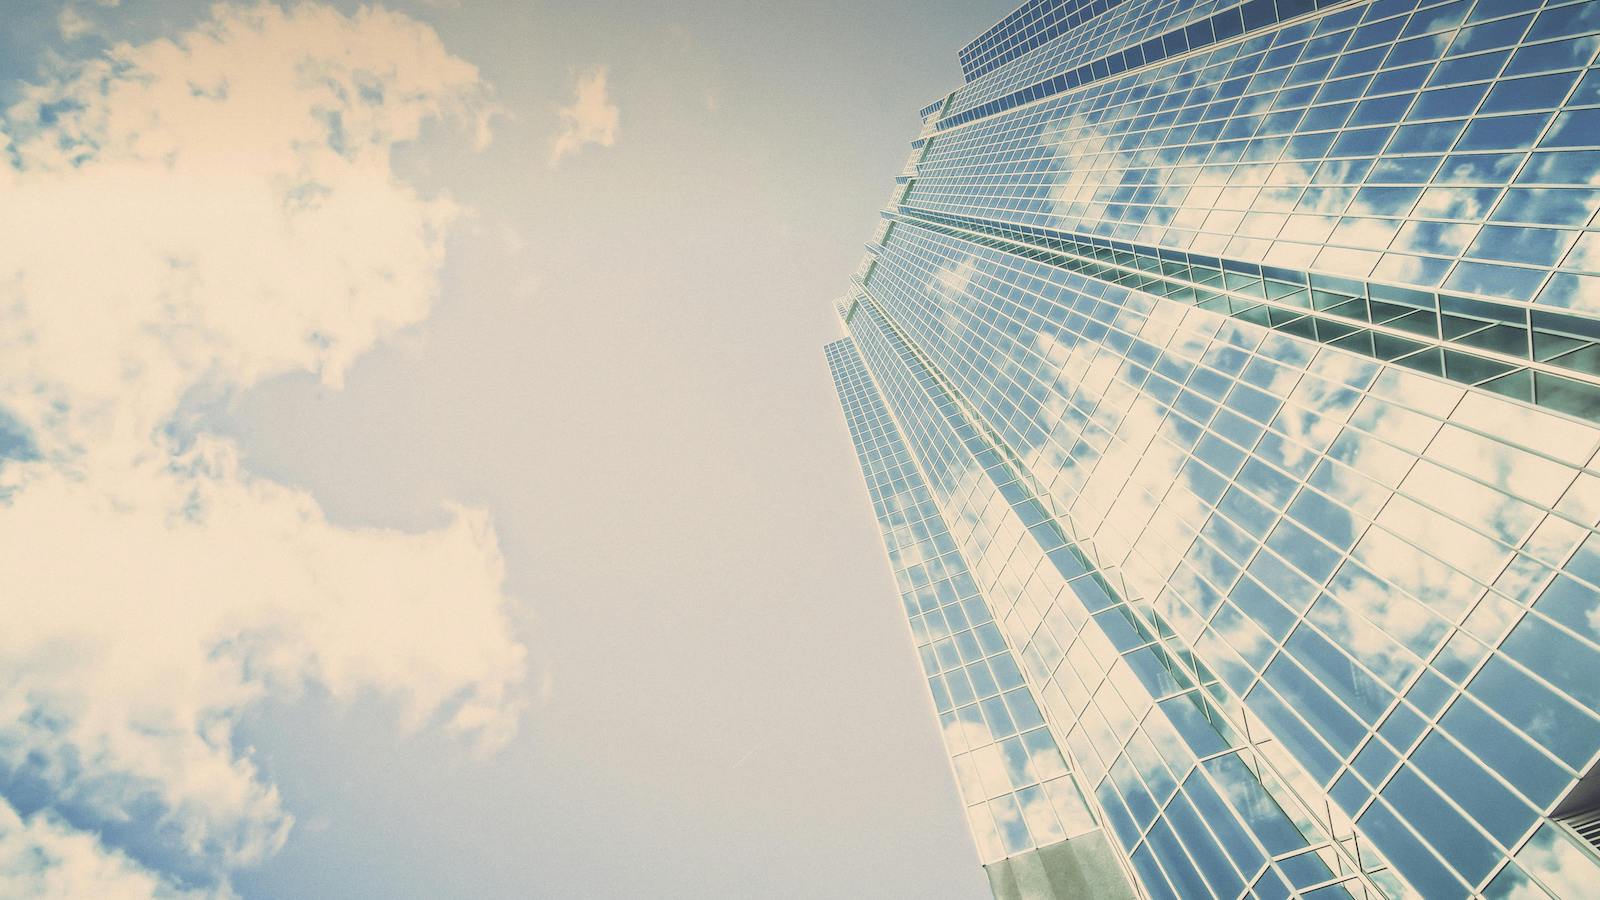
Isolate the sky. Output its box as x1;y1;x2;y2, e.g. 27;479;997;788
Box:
0;0;1014;897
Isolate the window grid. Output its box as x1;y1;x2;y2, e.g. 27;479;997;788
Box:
851;294;1399;898
827;1;1600;897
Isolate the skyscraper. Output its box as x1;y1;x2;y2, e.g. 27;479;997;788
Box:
825;2;1600;898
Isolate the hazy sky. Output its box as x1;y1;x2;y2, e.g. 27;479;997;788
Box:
0;1;1014;897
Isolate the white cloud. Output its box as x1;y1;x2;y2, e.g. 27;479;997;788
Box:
932;258;976;297
549;66;618;166
57;7;94;40
0;2;526;892
0;801;215;899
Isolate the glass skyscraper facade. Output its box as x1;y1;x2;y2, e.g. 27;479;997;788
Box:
825;2;1600;898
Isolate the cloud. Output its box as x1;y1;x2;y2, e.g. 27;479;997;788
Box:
57;7;94;40
0;803;214;899
0;1;526;892
549;66;618;166
932;258;976;297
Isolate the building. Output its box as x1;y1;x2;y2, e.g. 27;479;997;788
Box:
824;1;1600;898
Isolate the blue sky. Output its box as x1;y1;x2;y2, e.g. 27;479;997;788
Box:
0;1;1012;896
